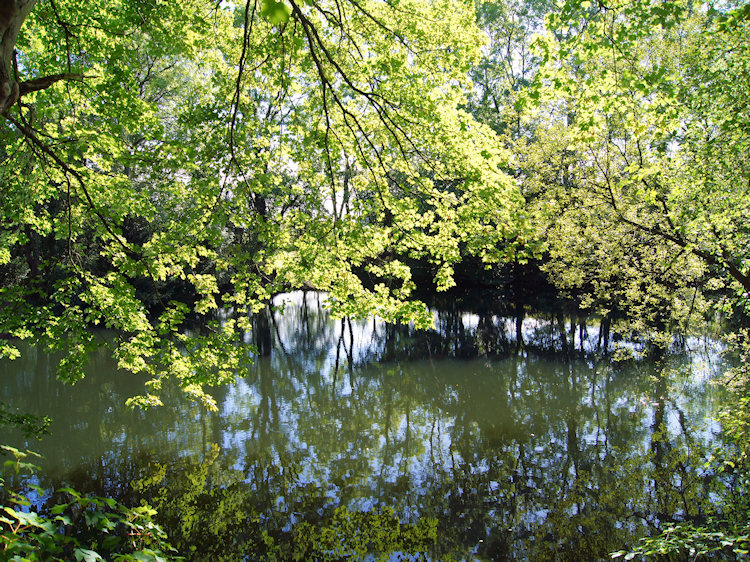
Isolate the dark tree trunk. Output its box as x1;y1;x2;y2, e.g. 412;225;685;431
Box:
1;0;82;114
598;316;611;352
557;312;568;353
0;0;36;112
515;303;524;353
253;305;273;356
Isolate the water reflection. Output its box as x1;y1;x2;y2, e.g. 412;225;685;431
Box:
0;292;726;560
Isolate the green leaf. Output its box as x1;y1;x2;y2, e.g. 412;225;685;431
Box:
50;503;69;515
74;548;104;562
261;0;290;25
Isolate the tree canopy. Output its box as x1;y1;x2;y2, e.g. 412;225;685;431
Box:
1;0;527;407
464;0;750;337
1;0;748;402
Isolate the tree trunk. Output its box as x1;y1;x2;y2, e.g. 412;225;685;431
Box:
557;312;568;353
0;0;37;112
1;0;82;114
515;303;524;353
599;316;611;352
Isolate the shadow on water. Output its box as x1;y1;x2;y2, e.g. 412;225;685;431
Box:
0;291;728;560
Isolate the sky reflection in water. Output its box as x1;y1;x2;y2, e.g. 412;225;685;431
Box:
0;291;728;560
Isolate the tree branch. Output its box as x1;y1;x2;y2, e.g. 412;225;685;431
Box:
18;72;84;96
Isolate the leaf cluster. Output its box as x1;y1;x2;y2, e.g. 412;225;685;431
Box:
0;446;179;561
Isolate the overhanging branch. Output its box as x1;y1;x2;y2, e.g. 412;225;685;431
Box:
18;72;84;96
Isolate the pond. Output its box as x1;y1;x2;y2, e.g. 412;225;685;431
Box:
0;291;728;560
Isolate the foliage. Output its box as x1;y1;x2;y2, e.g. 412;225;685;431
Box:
0;446;179;561
611;523;750;560
125;442;438;560
273;507;437;561
469;0;553;138
466;0;750;555
478;0;749;339
0;0;527;407
0;403;51;439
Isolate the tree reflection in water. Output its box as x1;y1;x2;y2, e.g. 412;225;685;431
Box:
0;292;726;560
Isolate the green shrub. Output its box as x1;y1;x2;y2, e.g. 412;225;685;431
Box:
1;446;181;561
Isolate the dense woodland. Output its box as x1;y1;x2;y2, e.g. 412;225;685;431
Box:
1;0;750;558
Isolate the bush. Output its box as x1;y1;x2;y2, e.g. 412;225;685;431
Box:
1;446;180;561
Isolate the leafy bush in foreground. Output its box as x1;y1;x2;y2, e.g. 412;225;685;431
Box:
1;446;180;561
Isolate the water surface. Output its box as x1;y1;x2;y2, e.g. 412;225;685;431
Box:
0;292;727;560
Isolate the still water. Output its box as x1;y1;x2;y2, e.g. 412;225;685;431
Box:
0;292;727;560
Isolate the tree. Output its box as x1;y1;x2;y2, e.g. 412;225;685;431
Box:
533;0;750;291
498;0;750;337
506;1;750;553
0;0;526;406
